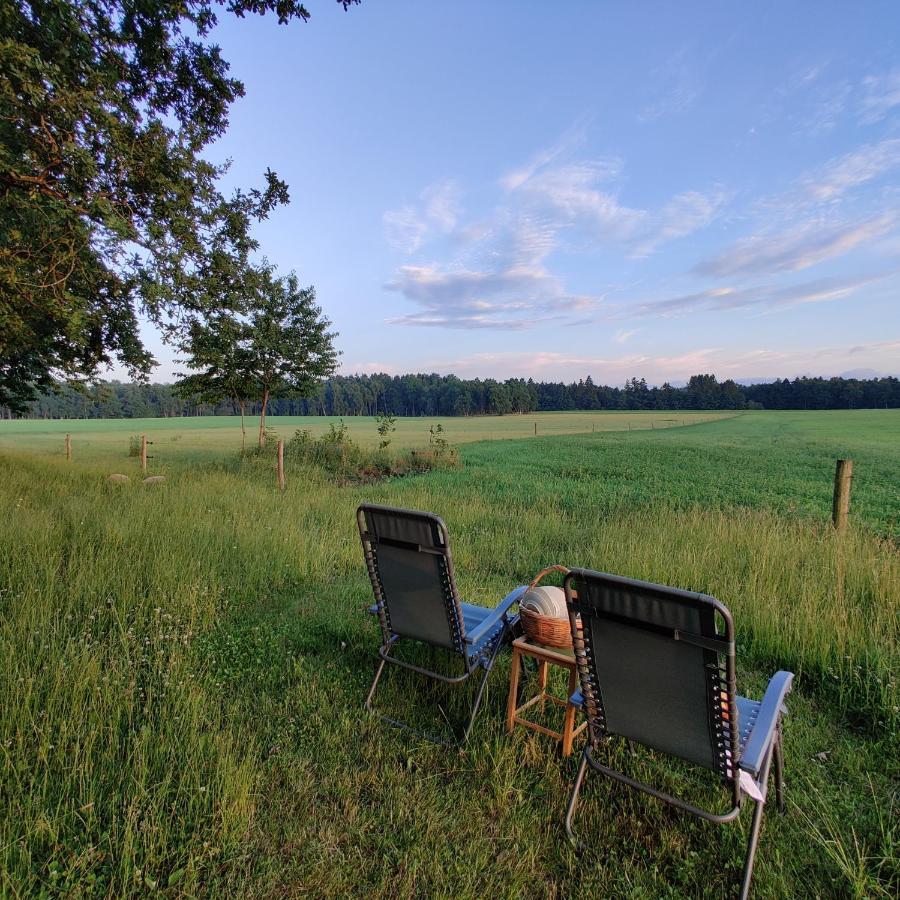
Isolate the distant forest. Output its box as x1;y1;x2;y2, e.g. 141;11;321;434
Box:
7;372;900;420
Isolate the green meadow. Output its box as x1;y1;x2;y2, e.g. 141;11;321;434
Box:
0;410;897;897
0;409;734;461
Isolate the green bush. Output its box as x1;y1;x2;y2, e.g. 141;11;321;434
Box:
286;420;457;483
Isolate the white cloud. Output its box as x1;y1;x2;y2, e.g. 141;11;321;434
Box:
499;118;591;191
695;214;896;278
421;180;460;231
629;272;892;318
632;190;729;257
800;139;900;204
505;152;724;257
382;205;429;254
383;179;460;253
803;81;852;133
860;68;900;124
382;127;900;334
613;329;638;344
513;161;643;243
383;263;603;330
381;134;727;330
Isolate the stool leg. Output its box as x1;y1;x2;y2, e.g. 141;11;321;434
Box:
562;666;578;757
538;659;548;708
506;646;522;733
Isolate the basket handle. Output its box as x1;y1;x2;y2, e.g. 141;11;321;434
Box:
528;564;571;590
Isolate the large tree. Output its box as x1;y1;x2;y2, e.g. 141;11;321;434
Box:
0;0;358;412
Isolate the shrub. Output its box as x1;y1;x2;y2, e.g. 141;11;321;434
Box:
285;421;458;483
376;413;396;449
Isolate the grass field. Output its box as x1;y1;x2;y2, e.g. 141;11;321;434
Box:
1;411;897;897
0;410;735;461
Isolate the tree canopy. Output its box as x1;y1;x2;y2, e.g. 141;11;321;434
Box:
175;264;338;446
0;0;358;412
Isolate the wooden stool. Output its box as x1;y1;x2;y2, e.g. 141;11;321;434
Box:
506;636;587;756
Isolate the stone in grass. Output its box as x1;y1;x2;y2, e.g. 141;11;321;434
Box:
108;474;130;484
143;475;167;485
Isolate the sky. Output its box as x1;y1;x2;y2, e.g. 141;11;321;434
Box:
132;0;900;386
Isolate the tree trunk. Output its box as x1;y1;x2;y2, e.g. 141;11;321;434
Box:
239;400;246;451
258;388;269;448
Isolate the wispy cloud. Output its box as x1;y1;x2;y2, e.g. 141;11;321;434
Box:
384;263;603;330
860;67;900;124
799;139;900;203
383;179;461;253
511;160;641;243
501;149;725;257
613;328;638;344
802;81;852;133
382;133;727;330
637;47;703;123
499;120;589;191
631;190;729;257
382;111;898;334
695;214;896;278
630;272;892;318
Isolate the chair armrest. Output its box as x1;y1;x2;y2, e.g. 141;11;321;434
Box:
464;586;527;646
739;670;794;778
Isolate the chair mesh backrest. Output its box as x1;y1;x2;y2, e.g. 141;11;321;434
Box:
358;504;466;653
565;568;738;777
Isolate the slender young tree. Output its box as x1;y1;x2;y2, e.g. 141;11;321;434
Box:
245;268;339;447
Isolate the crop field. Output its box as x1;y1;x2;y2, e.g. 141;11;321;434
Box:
0;410;897;897
0;410;735;461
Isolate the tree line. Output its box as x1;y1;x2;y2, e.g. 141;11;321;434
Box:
10;372;900;421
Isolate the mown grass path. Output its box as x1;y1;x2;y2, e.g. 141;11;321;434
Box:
0;411;897;896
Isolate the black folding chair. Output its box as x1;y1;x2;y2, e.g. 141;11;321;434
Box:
562;568;793;900
358;503;525;746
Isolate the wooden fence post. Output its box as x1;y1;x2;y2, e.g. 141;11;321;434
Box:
141;435;148;473
277;440;285;493
832;459;852;531
65;433;72;461
534;421;537;436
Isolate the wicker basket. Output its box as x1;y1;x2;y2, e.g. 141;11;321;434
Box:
519;565;572;648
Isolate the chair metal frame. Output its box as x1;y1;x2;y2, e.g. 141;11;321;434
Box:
562;568;793;900
358;503;524;746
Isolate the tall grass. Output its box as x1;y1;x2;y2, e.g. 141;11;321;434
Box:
0;428;897;895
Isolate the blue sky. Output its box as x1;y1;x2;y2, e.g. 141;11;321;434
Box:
137;1;900;385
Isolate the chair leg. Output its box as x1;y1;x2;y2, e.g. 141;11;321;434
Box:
773;728;785;814
364;656;388;711
506;644;522;733
461;622;508;745
738;796;766;900
564;750;590;846
739;745;775;900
